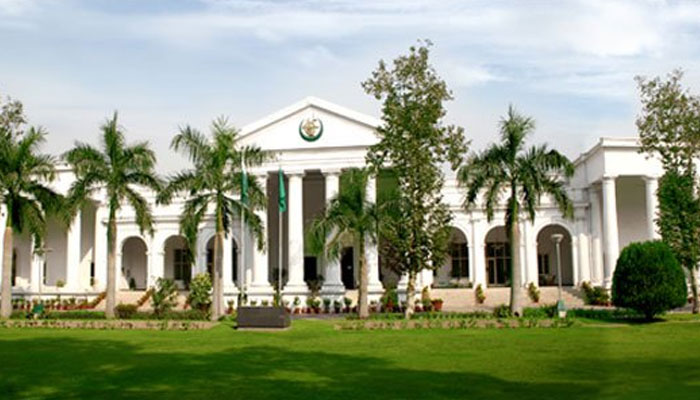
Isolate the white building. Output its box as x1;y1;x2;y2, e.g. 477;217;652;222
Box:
0;97;665;306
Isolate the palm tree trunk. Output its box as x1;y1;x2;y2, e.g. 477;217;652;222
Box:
690;268;699;314
358;238;369;319
404;270;416;319
105;214;117;319
509;220;525;316
211;230;224;321
1;225;13;318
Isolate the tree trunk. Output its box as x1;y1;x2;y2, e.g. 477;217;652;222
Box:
404;270;416;319
1;226;13;318
358;239;369;319
211;230;224;321
690;268;699;314
105;215;117;319
509;220;525;317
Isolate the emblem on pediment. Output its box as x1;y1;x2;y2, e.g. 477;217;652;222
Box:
299;117;323;142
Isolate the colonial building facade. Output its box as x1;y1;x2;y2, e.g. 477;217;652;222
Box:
0;97;664;304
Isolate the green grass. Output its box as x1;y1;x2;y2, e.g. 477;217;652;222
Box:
2;317;700;399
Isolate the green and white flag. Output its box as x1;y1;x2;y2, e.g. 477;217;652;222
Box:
278;167;286;212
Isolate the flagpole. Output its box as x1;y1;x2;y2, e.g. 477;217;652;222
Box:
240;153;246;305
278;167;283;301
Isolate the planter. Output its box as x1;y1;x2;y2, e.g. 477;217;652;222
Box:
237;306;290;329
432;300;443;312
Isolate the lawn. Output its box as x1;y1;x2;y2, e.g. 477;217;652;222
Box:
1;318;700;399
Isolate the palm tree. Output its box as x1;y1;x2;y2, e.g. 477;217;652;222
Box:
158;117;268;321
64;113;161;319
458;106;574;316
307;168;379;319
1;128;64;318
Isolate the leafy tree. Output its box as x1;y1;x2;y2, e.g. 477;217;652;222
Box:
612;241;687;320
636;70;700;313
656;171;700;312
458;106;573;316
307;168;379;319
64;113;162;319
0;127;65;318
362;41;467;318
158;117;268;321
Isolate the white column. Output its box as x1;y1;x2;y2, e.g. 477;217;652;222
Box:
523;220;538;286
589;187;603;285
365;174;383;294
601;176;619;288
285;171;307;293
471;218;487;288
251;174;273;296
65;212;82;291
321;169;345;295
576;218;591;285
644;176;660;240
30;252;43;293
93;204;108;291
222;235;234;291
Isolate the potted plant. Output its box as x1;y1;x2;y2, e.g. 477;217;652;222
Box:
431;298;444;312
322;298;331;313
343;297;352;313
333;300;342;313
312;298;322;314
414;299;422;313
227;300;235;315
369;300;379;313
475;284;486;304
293;296;301;314
261;300;269;307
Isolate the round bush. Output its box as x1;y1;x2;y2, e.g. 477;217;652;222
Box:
612;241;687;320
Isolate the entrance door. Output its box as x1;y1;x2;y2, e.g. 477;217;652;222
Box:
341;247;355;289
486;243;511;286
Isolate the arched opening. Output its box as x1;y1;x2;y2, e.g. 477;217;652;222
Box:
536;224;574;286
164;235;191;287
121;237;148;290
434;227;469;287
485;226;510;286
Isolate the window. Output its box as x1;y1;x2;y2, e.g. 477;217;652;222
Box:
485;243;510;285
173;248;192;283
537;254;550;275
450;242;469;279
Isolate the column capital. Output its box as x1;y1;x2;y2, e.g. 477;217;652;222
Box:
285;169;306;177
321;167;343;176
642;175;660;183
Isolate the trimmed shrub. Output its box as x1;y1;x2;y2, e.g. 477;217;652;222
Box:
187;273;212;312
115;304;138;319
581;281;610;306
612;241;687;320
492;304;512;318
522;304;556;319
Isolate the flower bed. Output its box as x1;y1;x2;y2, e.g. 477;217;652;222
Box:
335;317;575;331
0;319;215;331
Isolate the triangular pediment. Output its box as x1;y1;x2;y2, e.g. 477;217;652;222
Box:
238;97;380;151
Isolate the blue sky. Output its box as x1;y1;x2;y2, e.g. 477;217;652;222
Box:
1;0;699;170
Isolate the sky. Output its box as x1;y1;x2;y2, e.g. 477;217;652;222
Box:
1;0;700;171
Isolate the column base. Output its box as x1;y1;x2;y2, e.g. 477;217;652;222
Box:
367;282;384;296
321;282;346;297
283;282;309;296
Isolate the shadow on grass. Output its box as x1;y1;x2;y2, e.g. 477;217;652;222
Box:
0;335;601;400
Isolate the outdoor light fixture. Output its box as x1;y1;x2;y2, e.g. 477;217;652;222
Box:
550;233;566;318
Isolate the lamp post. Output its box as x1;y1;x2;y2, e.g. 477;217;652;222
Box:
551;233;566;318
